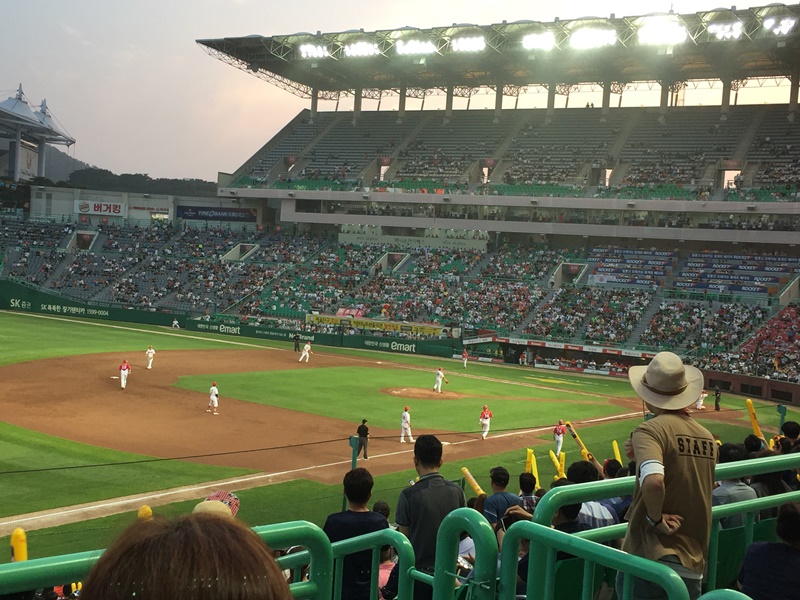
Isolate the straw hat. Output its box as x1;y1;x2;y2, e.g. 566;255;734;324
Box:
628;352;704;411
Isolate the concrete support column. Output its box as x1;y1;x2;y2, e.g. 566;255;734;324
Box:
310;89;319;123
12;127;22;182
546;83;556;115
494;83;503;122
601;82;612;119
37;141;47;178
658;82;670;124
789;68;799;122
444;85;454;123
352;88;362;125
397;87;407;123
721;79;732;118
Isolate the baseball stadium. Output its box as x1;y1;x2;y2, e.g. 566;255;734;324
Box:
2;4;800;600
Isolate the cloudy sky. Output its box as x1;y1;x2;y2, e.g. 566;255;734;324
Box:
3;0;789;181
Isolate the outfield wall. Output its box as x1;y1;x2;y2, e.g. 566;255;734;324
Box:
0;279;461;358
0;278;180;326
189;320;461;357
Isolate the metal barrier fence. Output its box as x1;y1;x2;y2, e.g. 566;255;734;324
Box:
1;454;797;599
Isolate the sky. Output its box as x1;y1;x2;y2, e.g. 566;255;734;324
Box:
2;0;792;181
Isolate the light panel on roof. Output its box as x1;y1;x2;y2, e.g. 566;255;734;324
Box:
708;21;744;40
396;39;436;55
569;28;617;49
451;36;486;52
522;31;556;50
344;41;380;57
637;16;688;45
763;17;796;35
299;44;328;59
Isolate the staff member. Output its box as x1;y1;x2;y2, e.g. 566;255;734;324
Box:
357;419;370;460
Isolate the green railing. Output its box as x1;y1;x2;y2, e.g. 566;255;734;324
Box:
2;455;797;599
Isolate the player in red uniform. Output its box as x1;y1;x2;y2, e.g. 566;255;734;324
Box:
462;349;469;369
553;419;566;457
119;359;132;390
479;405;493;439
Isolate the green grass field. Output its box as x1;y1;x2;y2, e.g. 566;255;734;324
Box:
1;310;797;562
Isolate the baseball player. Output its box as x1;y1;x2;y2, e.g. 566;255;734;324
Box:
479;405;493;440
172;318;180;329
119;359;132;390
207;382;220;415
145;345;156;369
299;342;312;363
553;419;566;457
695;389;709;410
462;349;469;369
433;367;449;393
400;406;414;443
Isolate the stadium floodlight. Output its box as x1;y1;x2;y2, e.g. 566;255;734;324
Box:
299;44;328;59
522;31;556;50
568;28;617;50
396;39;436;55
637;16;688;46
344;41;380;57
708;21;744;40
763;17;796;35
451;36;486;52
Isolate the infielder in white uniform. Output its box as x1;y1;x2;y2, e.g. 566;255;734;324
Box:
207;382;220;415
299;342;312;363
400;406;414;443
145;345;156;369
119;359;132;390
433;367;449;393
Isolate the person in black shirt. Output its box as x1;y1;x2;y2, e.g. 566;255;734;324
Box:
293;333;301;352
357;419;369;460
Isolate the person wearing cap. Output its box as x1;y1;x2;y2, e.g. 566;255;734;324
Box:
432;367;449;394
479;405;493;440
553;419;566;457
618;351;717;600
400;406;414;443
207;381;220;415
357;419;370;460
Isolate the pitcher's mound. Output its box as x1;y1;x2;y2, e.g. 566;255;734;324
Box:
381;387;466;400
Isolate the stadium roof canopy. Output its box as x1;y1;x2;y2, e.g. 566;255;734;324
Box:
197;4;800;100
0;85;75;146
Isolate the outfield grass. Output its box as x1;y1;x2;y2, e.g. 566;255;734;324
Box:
2;310;798;564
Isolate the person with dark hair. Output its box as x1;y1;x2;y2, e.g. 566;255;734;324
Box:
714;386;721;411
356;419;369;460
743;434;764;456
566;460;618;529
394;435;466;600
749;450;792;519
619;352;717;600
603;458;622;479
323;468;389;600
713;443;758;529
737;501;800;599
781;420;800;449
80;513;292;600
518;472;538;513
483;466;521;526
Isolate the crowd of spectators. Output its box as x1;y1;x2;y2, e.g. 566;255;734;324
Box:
582;289;653;344
7;248;65;285
479;245;565;280
685;302;768;356
638;301;708;350
99;222;176;256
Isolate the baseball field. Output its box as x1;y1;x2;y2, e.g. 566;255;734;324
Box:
1;310;795;562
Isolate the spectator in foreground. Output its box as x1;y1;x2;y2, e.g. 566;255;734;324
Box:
323;468;389;600
394;434;466;600
483;466;522;526
619;351;717;600
80;512;292;600
737;501;800;600
712;443;758;529
518;472;538;513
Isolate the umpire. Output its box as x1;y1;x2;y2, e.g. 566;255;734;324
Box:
293;333;301;352
357;419;369;460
